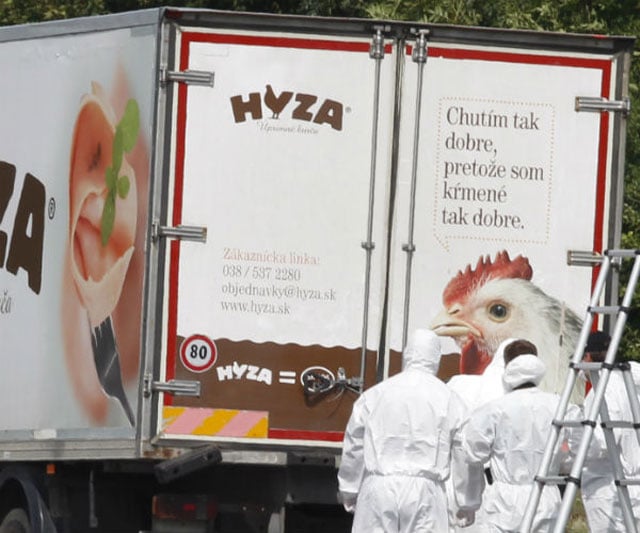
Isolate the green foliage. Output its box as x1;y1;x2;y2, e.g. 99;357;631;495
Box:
0;0;106;24
100;0;368;17
567;493;589;533
1;0;363;19
101;99;138;246
364;0;639;34
365;0;481;24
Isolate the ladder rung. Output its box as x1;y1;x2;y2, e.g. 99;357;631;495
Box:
553;419;584;428
617;478;640;486
602;421;640;429
571;362;604;371
605;249;640;258
588;305;621;315
535;475;567;485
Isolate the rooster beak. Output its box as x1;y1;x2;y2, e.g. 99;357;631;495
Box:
431;307;490;375
430;306;481;340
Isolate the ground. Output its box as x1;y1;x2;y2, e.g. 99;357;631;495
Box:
567;495;589;533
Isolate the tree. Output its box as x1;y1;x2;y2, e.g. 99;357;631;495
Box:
0;0;106;24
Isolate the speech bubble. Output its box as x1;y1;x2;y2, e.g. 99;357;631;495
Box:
431;98;554;250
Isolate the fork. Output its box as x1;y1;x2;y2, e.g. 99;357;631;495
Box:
90;316;135;426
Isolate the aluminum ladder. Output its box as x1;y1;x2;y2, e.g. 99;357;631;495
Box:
520;249;640;532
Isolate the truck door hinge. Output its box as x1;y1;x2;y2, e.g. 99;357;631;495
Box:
567;250;605;267
575;96;631;115
144;376;201;398
411;29;429;63
369;26;388;60
160;68;215;87
567;249;623;268
152;223;207;243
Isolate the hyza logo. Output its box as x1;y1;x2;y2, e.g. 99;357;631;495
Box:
0;161;47;294
230;84;345;131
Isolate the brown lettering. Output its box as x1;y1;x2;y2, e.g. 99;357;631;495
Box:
6;173;45;294
0;161;16;268
230;88;345;131
313;99;343;131
230;92;263;123
264;85;293;119
292;93;317;122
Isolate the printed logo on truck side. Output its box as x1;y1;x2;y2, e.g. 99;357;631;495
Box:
216;361;273;385
0;161;45;294
230;84;344;131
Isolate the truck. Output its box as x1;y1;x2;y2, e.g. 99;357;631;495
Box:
0;6;634;532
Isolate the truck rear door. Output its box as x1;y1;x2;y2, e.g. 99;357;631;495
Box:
387;29;633;393
152;13;397;446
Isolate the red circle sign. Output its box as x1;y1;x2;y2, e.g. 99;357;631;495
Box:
180;334;217;373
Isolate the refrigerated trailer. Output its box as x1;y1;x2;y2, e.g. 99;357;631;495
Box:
0;6;634;532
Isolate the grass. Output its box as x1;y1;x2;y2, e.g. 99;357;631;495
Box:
566;493;589;533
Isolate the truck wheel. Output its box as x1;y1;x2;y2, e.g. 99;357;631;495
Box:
0;508;31;533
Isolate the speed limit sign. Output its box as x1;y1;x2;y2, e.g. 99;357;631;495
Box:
180;334;217;373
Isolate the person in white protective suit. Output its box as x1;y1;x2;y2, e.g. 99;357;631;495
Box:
453;354;564;532
569;331;640;531
337;328;468;532
446;338;538;532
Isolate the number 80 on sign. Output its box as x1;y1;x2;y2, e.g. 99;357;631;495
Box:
180;334;218;373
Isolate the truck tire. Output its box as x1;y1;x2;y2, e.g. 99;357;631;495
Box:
0;508;31;533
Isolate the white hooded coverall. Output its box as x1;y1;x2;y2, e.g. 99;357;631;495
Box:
573;361;640;531
446;338;519;532
337;329;467;533
455;355;562;532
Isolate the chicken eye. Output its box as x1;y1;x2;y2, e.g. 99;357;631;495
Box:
488;303;509;322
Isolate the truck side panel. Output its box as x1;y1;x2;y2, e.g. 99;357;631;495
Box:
0;18;157;435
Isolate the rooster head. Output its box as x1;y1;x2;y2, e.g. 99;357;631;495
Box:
430;250;533;375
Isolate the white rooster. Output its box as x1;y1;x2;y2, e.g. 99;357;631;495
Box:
430;250;584;400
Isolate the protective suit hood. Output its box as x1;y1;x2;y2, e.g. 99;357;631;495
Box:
402;329;441;375
502;354;546;391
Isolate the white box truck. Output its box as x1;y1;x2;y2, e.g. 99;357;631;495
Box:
0;6;634;532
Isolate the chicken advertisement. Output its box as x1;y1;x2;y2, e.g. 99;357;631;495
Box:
388;44;613;399
0;24;154;431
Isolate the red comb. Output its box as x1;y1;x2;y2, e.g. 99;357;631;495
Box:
443;250;533;306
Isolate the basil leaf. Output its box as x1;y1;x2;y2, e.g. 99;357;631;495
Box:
120;99;139;153
112;126;124;175
101;191;116;246
106;166;117;192
117;175;130;199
